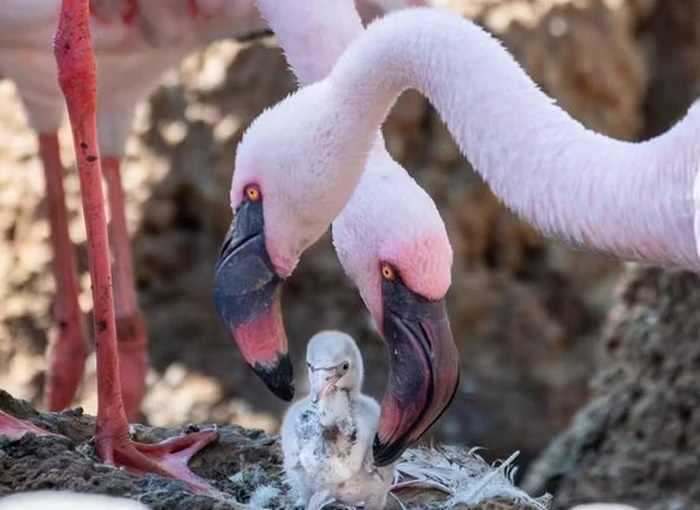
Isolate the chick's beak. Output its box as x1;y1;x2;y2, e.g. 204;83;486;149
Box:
213;197;294;401
373;278;460;466
309;369;341;404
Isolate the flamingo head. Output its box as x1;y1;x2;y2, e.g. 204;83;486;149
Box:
305;330;365;405
214;82;373;402
213;81;458;461
332;154;458;466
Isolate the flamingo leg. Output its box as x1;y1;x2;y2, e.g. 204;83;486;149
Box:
38;133;89;412
0;410;57;440
103;156;148;423
54;0;221;496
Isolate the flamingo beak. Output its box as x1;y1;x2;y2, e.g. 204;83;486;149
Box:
213;197;294;401
372;278;460;466
309;368;342;404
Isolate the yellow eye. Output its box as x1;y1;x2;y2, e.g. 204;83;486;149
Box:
380;263;396;281
245;185;261;202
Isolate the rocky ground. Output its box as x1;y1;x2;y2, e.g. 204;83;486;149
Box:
0;0;698;507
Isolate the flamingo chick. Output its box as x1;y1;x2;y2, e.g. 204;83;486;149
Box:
282;331;394;510
217;0;458;466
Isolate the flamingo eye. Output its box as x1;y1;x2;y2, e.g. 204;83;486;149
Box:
380;263;396;281
245;185;261;202
342;362;350;371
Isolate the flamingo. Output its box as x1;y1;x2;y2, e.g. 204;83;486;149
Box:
0;0;269;421
215;3;700;465
24;0;226;493
281;330;394;509
215;0;459;466
0;0;271;495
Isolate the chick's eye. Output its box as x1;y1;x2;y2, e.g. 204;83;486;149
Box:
244;184;261;202
342;362;350;371
380;263;396;281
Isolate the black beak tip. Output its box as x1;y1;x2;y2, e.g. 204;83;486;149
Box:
253;353;295;402
372;435;406;467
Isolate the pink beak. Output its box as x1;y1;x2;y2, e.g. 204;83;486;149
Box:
310;370;341;404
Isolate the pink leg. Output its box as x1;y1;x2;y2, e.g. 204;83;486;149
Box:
103;156;148;423
54;0;221;496
38;133;89;412
0;410;57;441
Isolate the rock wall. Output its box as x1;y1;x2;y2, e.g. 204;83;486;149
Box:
524;268;700;509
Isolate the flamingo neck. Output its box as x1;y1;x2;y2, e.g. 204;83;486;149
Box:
255;0;364;86
318;388;356;426
328;8;700;269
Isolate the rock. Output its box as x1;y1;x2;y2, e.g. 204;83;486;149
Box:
523;268;700;509
638;0;700;137
521;1;700;504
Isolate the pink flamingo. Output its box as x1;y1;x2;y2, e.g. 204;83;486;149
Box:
0;0;269;494
216;0;458;467
0;0;267;419
215;4;700;464
0;0;225;494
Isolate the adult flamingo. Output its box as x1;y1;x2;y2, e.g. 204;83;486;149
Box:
0;0;271;494
0;0;269;420
215;0;458;467
215;4;700;465
1;0;225;494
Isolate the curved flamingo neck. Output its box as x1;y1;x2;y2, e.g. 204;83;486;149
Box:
328;8;700;269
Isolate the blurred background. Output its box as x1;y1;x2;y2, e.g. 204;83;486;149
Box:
0;0;697;483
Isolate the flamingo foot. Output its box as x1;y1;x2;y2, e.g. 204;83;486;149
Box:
0;411;57;441
44;318;89;412
97;426;224;497
116;312;148;423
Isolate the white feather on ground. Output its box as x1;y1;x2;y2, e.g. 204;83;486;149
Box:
391;446;552;509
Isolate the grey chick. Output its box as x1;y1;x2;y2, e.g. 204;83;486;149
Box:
282;330;395;509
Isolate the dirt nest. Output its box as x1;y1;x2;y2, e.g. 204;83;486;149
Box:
0;392;551;509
